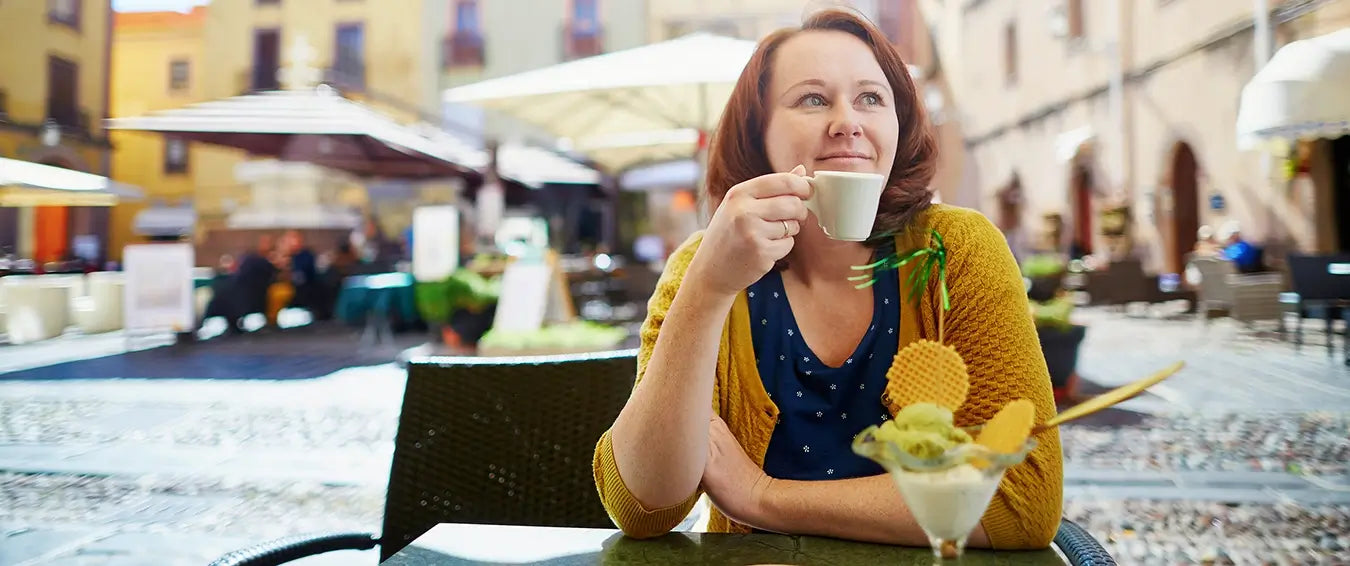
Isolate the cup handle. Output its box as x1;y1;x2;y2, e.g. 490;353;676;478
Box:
801;176;820;217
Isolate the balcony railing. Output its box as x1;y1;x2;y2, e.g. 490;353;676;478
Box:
562;23;603;60
34;109;94;142
443;32;485;69
325;63;367;92
45;106;87;132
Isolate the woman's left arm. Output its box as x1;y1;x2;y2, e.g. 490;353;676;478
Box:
748;474;991;546
704;416;990;546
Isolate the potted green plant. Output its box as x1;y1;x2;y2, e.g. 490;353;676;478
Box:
1021;254;1087;402
414;269;501;347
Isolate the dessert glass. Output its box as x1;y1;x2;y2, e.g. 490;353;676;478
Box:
852;425;1038;562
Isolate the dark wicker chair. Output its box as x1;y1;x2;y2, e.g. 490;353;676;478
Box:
207;350;1117;566
1055;519;1117;565
208;349;639;565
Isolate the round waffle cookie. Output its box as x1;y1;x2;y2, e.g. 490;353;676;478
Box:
975;399;1035;454
885;339;970;411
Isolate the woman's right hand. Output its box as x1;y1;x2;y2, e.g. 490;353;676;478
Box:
689;165;812;298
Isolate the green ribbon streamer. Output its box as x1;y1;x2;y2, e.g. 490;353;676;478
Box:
848;229;951;313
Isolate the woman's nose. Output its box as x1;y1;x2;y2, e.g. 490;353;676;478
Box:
828;109;864;138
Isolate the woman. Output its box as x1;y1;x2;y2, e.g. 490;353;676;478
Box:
593;9;1062;549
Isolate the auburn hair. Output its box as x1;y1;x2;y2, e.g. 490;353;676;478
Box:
703;8;937;243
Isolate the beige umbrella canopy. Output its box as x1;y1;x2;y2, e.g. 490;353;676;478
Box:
444;33;758;173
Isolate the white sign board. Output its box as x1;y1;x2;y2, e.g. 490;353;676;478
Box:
412;205;460;282
122;243;196;332
491;256;574;333
492;261;550;333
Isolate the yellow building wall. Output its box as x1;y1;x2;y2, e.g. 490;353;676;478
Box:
0;0;112;146
106;0;447;260
0;0;113;261
110;7;250;260
202;0;440;122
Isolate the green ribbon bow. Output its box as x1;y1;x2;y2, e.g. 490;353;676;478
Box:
847;228;950;313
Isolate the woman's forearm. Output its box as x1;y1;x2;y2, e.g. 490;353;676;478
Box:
748;474;991;548
610;280;736;509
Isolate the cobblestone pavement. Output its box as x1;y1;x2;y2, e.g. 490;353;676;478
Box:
1071;306;1350;414
0;362;399;566
0;308;1346;565
1063;499;1350;565
1060;412;1349;476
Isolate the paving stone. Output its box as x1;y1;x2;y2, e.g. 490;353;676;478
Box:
0;528;102;565
103;493;237;524
79;406;189;439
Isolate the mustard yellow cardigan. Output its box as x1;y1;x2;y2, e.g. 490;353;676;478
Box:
592;204;1064;549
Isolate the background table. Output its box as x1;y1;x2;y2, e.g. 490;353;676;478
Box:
382;523;1066;565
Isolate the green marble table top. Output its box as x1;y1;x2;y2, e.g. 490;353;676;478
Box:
382;523;1066;565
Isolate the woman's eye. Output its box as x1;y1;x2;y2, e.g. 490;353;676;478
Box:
799;94;827;107
860;92;884;106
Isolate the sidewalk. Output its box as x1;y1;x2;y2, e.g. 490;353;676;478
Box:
1071;308;1350;413
0;363;400;566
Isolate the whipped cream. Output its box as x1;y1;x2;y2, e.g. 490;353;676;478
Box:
890;463;1003;541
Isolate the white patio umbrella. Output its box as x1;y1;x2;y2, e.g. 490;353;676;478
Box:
444;33;759;173
1237;28;1350;149
105;85;599;186
0;157;143;207
106;86;483;180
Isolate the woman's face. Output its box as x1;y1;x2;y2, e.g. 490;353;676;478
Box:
763;30;899;178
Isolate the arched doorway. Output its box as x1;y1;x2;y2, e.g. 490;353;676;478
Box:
1070;162;1093;258
1160;142;1200;273
997;174;1025;259
997;175;1023;232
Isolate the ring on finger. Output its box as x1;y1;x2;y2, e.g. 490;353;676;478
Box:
781;220;790;239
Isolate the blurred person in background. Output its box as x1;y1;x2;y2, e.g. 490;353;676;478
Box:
1192;225;1222;257
279;229;328;320
203;234;279;334
1219;221;1261;273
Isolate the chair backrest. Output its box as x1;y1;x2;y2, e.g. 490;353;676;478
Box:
381;349;638;561
1287;254;1350;302
1226;272;1285;322
1190;256;1236;304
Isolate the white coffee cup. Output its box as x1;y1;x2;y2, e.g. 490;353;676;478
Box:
803;170;886;241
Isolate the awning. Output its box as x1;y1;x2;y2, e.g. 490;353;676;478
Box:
1236;28;1350;148
133;205;197;236
495;144;601;187
0;157;143;207
619;159;700;192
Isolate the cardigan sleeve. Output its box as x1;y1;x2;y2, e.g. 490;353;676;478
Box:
592;232;706;538
929;207;1065;549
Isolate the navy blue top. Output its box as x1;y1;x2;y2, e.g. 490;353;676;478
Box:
747;247;901;481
